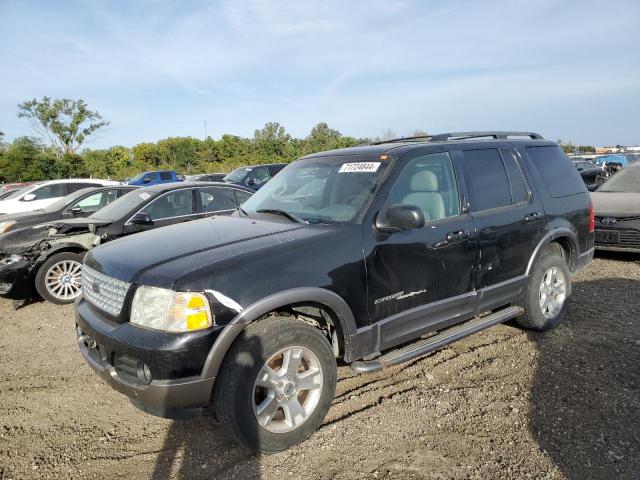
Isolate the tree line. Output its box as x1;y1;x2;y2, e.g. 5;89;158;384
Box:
0;122;363;182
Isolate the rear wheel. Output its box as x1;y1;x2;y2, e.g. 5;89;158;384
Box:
213;316;337;452
35;252;85;304
515;243;571;331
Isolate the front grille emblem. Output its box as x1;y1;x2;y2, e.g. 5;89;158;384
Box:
601;217;617;225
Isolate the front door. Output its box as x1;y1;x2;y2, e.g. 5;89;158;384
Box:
365;150;478;350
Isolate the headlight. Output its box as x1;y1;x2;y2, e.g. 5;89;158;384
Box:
130;286;213;332
0;254;26;266
0;221;16;234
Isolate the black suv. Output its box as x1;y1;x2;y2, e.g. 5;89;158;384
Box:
75;132;594;452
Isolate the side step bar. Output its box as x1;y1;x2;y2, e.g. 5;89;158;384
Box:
350;305;524;374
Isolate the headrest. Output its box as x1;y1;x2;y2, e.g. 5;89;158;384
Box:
410;170;438;192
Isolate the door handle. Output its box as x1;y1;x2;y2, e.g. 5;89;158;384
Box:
446;230;471;242
524;212;542;223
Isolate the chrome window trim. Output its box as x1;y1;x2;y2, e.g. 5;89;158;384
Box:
124;188;196;225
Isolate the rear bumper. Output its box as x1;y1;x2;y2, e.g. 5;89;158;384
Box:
575;247;594;271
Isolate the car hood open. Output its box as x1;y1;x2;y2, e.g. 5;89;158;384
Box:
86;215;329;287
591;192;640;215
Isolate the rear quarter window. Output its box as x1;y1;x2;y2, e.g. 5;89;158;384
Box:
526;146;586;198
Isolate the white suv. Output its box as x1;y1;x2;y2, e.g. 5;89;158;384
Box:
0;179;119;215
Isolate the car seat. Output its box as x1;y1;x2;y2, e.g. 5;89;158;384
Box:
402;171;445;221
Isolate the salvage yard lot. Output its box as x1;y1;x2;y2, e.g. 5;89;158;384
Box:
0;254;638;480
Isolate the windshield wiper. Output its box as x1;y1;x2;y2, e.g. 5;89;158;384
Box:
236;206;249;217
256;209;307;224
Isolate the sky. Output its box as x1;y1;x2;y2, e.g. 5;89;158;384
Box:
0;0;639;148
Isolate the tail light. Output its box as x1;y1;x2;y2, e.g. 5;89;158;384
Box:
588;201;595;233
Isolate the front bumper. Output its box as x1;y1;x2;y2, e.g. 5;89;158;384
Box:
75;297;221;418
0;258;34;300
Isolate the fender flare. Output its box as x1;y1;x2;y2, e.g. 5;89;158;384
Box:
525;227;579;275
200;287;358;379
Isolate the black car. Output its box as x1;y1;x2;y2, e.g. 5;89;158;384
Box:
571;159;605;190
223;163;286;190
591;162;640;252
75;132;593;452
185;173;227;182
0;182;253;305
0;185;137;235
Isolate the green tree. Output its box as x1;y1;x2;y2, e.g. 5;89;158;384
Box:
17;97;109;158
253;122;292;159
0;137;56;182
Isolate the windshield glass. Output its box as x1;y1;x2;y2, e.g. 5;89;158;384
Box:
129;172;148;183
224;167;253;183
241;156;388;223
598;167;640;193
89;189;155;221
1;183;41;200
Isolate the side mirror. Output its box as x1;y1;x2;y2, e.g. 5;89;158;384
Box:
376;204;425;233
22;193;36;202
587;184;598;192
246;178;256;186
130;212;153;225
143;177;151;184
69;206;83;214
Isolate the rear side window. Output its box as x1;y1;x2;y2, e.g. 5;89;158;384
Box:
66;182;97;194
500;149;529;204
526;146;585;198
464;149;511;211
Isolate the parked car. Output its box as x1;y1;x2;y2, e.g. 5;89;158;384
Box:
0;182;253;305
571;159;604;190
0;186;30;200
127;170;183;186
591;162;640;252
185;173;227;182
223;163;286;190
75;132;594;452
0;182;34;196
0;179;119;215
0;185;136;234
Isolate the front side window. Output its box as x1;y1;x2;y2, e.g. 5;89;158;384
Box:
140;189;194;220
72;190;119;213
67;182;98;194
385;152;460;222
198;187;236;212
29;183;66;200
235;190;252;205
242;156;388;223
464;149;512;211
159;171;173;181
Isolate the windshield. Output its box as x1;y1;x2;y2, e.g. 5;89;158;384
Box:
598;167;640;193
224;167;253;183
241;156;389;223
129;172;148;183
1;184;41;201
89;189;156;221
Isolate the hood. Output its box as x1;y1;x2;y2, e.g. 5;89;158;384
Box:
0;223;51;254
87;215;330;286
0;210;46;225
591;192;640;215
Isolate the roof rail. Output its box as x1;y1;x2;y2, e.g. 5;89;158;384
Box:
429;131;544;141
370;131;543;145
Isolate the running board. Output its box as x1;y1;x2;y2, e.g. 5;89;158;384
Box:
350;305;524;374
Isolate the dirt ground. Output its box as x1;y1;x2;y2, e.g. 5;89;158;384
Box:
0;253;638;480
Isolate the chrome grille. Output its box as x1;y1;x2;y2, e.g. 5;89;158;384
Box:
82;265;130;316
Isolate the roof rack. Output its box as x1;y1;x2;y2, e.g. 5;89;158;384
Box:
370;131;543;145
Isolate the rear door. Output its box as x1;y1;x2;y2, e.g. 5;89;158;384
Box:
195;186;239;217
458;147;544;309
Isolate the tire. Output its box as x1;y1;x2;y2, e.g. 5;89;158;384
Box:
515;243;571;331
35;251;85;305
213;316;337;453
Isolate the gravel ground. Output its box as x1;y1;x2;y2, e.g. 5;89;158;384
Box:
0;253;638;480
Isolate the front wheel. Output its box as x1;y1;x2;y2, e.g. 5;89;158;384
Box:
515;243;571;331
35;252;85;304
213;316;337;453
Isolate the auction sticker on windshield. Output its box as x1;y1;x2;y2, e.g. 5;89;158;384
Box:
338;162;381;173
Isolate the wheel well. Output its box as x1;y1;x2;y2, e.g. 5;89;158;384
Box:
253;303;345;358
549;237;575;270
